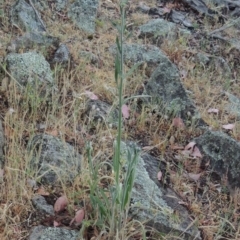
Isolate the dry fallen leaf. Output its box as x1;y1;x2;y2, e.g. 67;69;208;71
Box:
122;104;130;119
9;108;15;114
184;141;196;151
85;91;98;100
178;201;189;206
207;108;219;114
172;117;185;129
70;209;85;226
181;149;192;157
54;196;68;213
53;220;61;227
46;129;58;137
170;145;184;150
191;146;202;158
157;171;162;181
184;172;201;182
142;145;154;151
37;186;50;196
222;123;235;130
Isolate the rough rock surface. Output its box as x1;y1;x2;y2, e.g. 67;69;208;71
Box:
32;195;54;216
138;18;177;40
110;43;168;66
121;142;201;239
8;32;59;53
85;100;119;128
10;0;46;32
53;44;70;64
224;91;240;119
195;130;240;190
138;18;191;42
29;225;78;240
109;43;173;77
68;0;99;34
144;58;205;126
28;134;81;184
54;0;68;11
5;51;56;91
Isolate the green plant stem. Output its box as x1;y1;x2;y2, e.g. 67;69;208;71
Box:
111;1;126;234
116;0;125;189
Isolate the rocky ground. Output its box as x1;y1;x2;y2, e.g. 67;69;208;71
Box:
0;0;240;239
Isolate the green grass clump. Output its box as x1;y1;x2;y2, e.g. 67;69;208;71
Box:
86;1;145;239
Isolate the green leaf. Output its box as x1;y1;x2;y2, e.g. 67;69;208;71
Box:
116;36;121;54
110;20;121;33
125;31;132;40
123;62;142;79
115;57;119;85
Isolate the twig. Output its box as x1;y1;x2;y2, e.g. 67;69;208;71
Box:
28;0;47;32
208;17;240;35
210;34;228;41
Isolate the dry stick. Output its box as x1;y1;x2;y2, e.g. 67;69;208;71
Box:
210;34;229;41
29;0;47;32
208;17;240;35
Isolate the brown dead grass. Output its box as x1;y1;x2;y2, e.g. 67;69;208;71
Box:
0;0;240;239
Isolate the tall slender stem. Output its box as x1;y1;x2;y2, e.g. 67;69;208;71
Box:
116;1;125;187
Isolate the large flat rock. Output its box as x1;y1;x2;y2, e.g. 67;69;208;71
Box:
121;142;201;239
195;130;240;190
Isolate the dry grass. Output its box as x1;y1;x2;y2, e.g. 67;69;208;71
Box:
0;0;240;239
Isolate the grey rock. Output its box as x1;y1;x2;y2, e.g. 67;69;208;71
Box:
29;225;78;240
30;0;48;12
109;43;170;75
122;44;168;64
195;53;210;65
28;134;81;184
0;120;4;169
10;0;46;32
137;3;165;16
85;100;119;128
53;44;70;64
5;51;56;93
195;130;240;190
79;51;99;65
32;195;54;215
137;2;150;13
138;19;177;41
170;10;193;28
181;0;216;16
120;142;201;239
224;91;240;119
210;0;240;10
138;19;191;45
144;58;205;126
8;32;59;53
30;0;67;13
55;0;68;11
68;0;99;34
229;37;240;50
